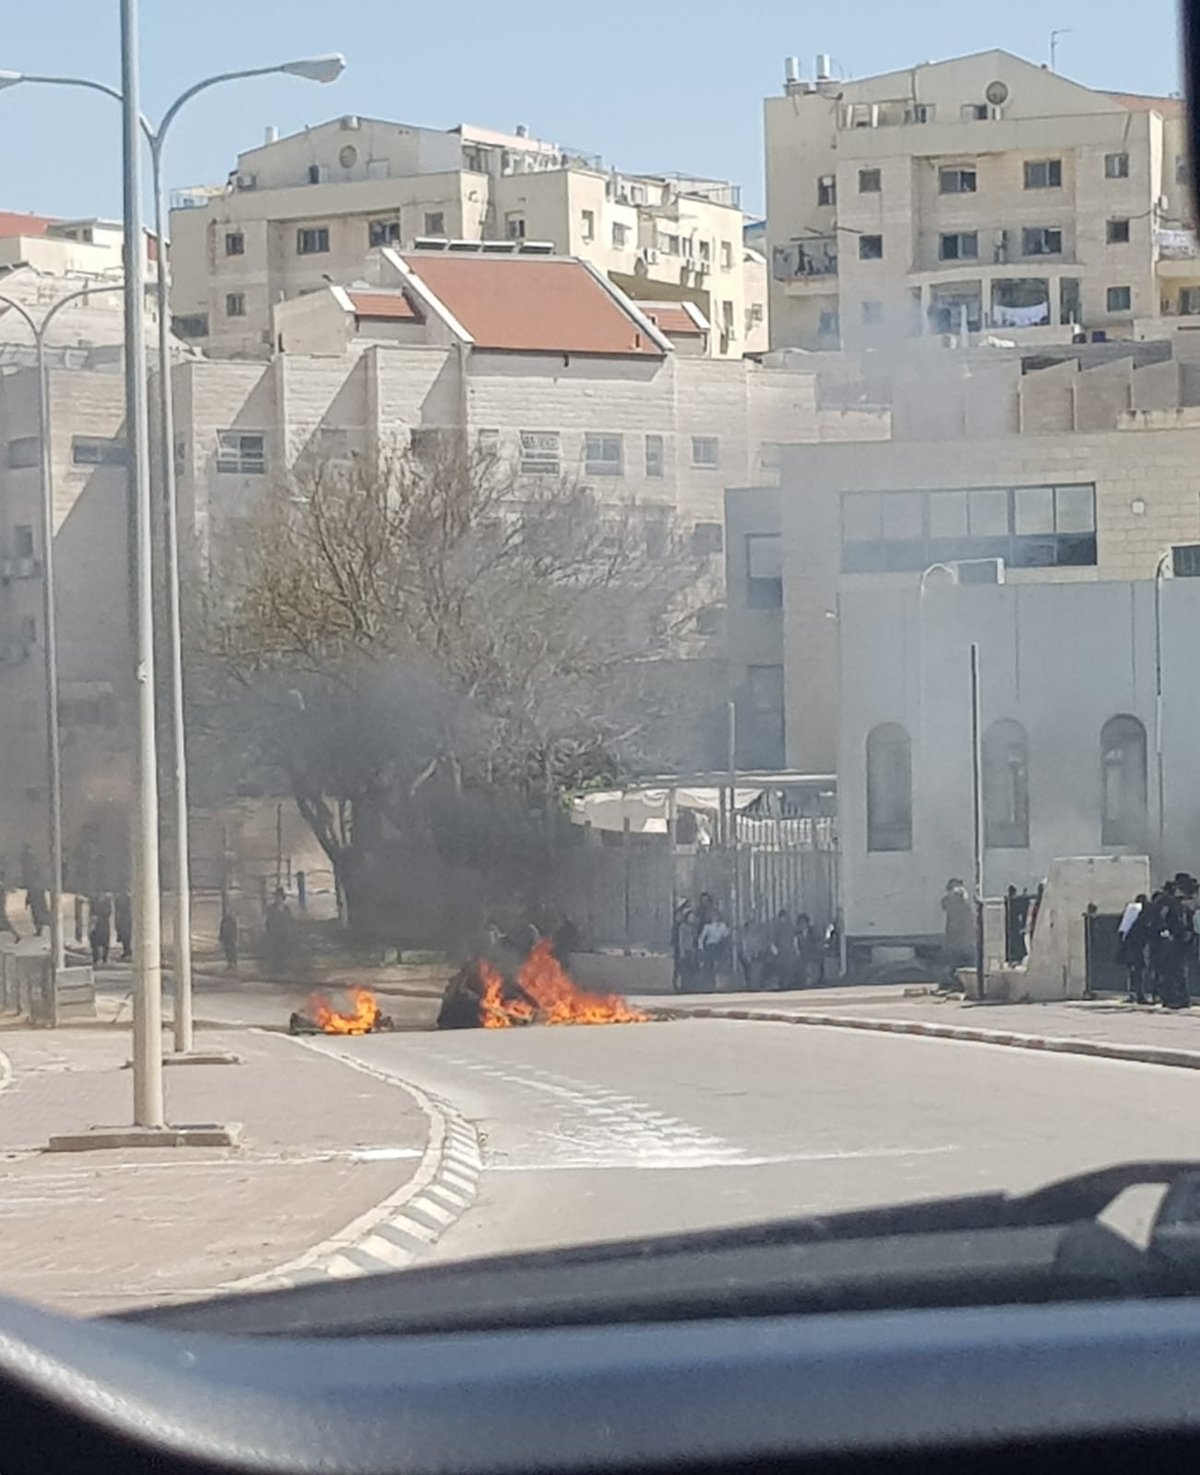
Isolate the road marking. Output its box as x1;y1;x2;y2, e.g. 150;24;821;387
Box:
487;1144;959;1172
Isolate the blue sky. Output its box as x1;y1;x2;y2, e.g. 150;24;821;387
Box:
0;0;1184;221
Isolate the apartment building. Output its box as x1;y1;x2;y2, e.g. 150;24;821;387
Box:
765;49;1193;352
168;116;765;361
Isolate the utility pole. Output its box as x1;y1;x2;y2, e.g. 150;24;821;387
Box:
970;643;986;1002
1050;28;1072;72
121;0;165;1128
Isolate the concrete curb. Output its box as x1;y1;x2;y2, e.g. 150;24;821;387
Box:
652;1005;1200;1073
222;1036;481;1295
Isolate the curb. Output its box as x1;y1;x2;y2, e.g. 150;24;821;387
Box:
651;1006;1200;1073
222;1037;481;1295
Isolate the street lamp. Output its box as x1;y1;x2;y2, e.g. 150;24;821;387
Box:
0;49;345;1057
0;276;124;1013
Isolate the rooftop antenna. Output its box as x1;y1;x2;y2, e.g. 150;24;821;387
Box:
1049;27;1072;72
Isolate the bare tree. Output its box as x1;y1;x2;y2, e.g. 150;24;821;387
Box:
199;436;716;935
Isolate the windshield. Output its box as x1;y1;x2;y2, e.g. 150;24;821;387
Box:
0;0;1193;1320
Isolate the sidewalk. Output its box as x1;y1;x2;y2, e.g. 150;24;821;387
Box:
646;986;1200;1071
0;1025;432;1315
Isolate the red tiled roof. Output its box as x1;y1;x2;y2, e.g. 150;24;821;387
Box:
401;254;665;356
348;289;421;321
0;212;54;239
640;304;706;337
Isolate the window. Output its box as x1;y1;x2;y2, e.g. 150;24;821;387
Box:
866;724;912;853
519;429;560;476
852;168;881;197
71;437;126;467
581;209;595;243
939;166;977;194
720;240;734;270
817;175;837;207
691;435;719;468
939;231;978;260
171;313;208;339
691;522;723;555
1181;287;1200;315
423;211;446;236
506;214;526;240
476;428;500;458
1107;284;1132;312
7;437;38;469
906;103;936;124
962;103;990;121
699;239;711;263
368;219;401;248
1022;226;1062;256
660;233;680;256
1101;715;1148;846
861;300;884;325
983;720;1030;849
1107;218;1131;244
818;309;840;339
612;221;629;249
225;292;246;317
1024;158;1062;189
215;430;266;475
745;533;783;609
1178;156;1191;184
644;433;664;478
858;234;883;261
13;525;34;559
307;164;321;185
745;665;785;768
224;231;245;256
296;226;330;255
584;432;623;477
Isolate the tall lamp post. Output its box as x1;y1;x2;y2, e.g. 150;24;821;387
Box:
0;278;124;1011
0;50;344;1056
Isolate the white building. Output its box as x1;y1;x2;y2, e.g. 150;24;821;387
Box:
168;116;766;360
765;49;1193;351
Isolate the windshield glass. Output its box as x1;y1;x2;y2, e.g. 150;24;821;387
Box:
0;0;1193;1319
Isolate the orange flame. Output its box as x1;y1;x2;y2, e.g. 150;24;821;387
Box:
310;986;381;1035
478;939;648;1028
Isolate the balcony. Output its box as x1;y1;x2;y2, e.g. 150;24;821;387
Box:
773;238;838;288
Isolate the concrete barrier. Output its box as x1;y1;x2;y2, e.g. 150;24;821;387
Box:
0;947;95;1024
571;952;674;995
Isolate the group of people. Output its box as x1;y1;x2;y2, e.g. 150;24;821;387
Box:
1117;875;1200;1010
672;894;828;994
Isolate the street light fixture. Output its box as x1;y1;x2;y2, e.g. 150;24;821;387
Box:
0;276;124;1015
0;48;345;1062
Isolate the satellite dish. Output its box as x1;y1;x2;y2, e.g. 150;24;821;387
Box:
985;80;1010;106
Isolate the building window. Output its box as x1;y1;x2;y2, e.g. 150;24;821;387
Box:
1101;715;1148;846
866;724;912;853
861;300;884;325
1181;287;1200;315
7;437;38;469
1107;218;1131;244
423;211;446;237
745;665;785;769
858;167;882;193
691;435;719;468
581;209;595;243
1178;156;1191;184
13;525;34;559
698;239;712;264
983;719;1030;849
215;430;266;475
906;103;936;124
224;231;245;256
519;429;560;476
506;214;526;240
1023;158;1062;189
644;433;664;478
476;427;500;458
939;231;978;260
859;234;883;260
1022;226;1063;256
691;522;723;556
720;240;734;270
71;437;126;467
939;166;977;194
817;175;837;207
962;102;990;121
368;219;402;248
745;533;783;609
612;221;630;249
225;292;246;317
818;309;840;339
584;432;623;477
296;226;330;255
1105;152;1130;180
1107;284;1132;312
171;313;208;339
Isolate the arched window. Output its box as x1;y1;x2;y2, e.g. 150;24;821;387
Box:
983;719;1029;849
1101;715;1148;846
866;723;912;852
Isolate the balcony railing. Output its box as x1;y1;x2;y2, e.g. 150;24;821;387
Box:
773;239;838;282
1158;227;1199;259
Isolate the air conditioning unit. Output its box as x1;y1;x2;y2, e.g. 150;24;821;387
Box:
955;557;1006;585
234;173;257;191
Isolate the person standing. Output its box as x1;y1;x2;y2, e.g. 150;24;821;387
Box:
27;885;49;939
795;912;825;989
769;908;799;990
940;879;975;992
698;907;730;993
1149;883;1189;1010
671;901;697;994
1117;893;1150;1004
219;904;239;973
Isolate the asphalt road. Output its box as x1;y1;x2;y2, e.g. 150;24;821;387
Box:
308;1017;1200;1267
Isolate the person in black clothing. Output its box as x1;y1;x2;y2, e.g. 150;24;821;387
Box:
1148;884;1190;1010
1117;893;1151;1004
219;905;239;972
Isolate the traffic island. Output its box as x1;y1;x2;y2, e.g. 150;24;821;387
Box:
44;1121;243;1152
